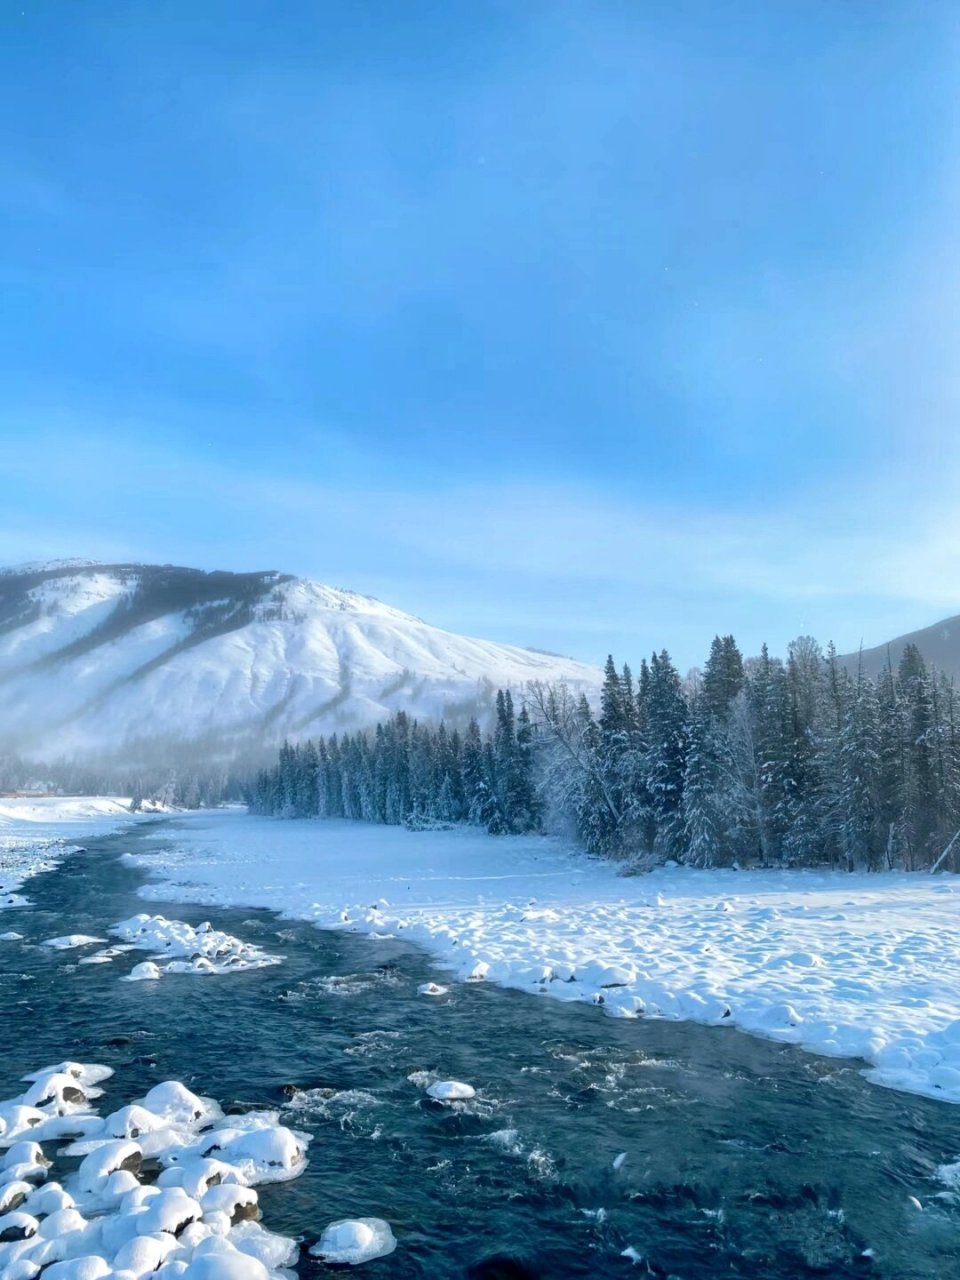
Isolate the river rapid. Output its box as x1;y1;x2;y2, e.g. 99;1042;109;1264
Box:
3;821;960;1278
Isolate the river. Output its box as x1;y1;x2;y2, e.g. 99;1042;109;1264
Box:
3;821;960;1277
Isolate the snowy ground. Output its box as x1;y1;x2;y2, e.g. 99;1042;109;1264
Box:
0;796;140;830
124;811;960;1109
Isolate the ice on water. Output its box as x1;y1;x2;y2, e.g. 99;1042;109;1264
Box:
41;937;106;952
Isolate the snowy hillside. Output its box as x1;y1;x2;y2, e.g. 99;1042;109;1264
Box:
0;562;599;762
841;613;960;680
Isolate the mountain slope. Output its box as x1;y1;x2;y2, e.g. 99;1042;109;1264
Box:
840;614;960;681
0;562;599;762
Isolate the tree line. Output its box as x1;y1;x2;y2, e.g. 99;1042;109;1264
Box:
250;636;960;871
0;754;241;811
250;689;541;834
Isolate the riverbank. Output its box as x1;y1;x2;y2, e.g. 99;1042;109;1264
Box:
5;824;960;1278
124;810;960;1109
0;794;147;912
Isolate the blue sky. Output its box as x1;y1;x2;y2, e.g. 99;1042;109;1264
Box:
2;1;959;669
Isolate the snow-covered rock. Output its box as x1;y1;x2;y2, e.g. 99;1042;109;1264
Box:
310;1218;397;1266
189;1117;308;1184
0;1064;310;1280
112;915;281;980
426;1081;476;1102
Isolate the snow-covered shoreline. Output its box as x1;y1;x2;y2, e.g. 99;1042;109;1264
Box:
123;810;960;1109
0;797;149;915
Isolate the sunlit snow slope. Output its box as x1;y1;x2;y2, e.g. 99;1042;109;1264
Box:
0;562;599;761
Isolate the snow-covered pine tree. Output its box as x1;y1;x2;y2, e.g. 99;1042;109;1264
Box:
642;650;688;859
681;637;745;866
898;644;938;867
461;718;488;826
747;646;794;865
838;661;882;869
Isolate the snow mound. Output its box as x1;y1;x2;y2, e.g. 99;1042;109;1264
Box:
42;935;106;951
426;1080;476;1102
418;982;449;997
310;1218;397;1266
111;914;281;979
0;1063;307;1279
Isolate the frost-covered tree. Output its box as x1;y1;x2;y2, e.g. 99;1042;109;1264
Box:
251;632;960;874
642;651;688;858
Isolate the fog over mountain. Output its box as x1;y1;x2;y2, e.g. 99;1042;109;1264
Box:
0;561;599;765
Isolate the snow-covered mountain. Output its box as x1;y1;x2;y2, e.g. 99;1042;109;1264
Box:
0;562;600;763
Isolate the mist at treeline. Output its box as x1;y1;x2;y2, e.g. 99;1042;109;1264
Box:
0;747;250;810
251;636;960;872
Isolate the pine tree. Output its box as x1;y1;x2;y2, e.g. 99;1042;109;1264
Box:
876;658;905;866
642;651;688;858
505;704;540;832
681;638;744;865
682;701;728;866
838;666;882;869
461;719;489;826
748;647;793;864
899;644;937;867
701;635;745;720
296;740;320;816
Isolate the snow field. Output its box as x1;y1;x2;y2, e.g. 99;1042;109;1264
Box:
129;812;960;1108
0;1062;310;1279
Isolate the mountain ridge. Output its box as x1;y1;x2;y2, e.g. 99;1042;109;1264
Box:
0;561;600;764
838;613;960;681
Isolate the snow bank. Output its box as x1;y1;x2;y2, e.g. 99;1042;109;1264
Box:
0;797;140;829
127;811;960;1106
0;1061;308;1278
0;796;147;916
111;914;281;979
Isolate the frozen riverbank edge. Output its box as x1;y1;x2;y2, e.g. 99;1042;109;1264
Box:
9;808;960;1111
56;809;960;1108
0;797;158;913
